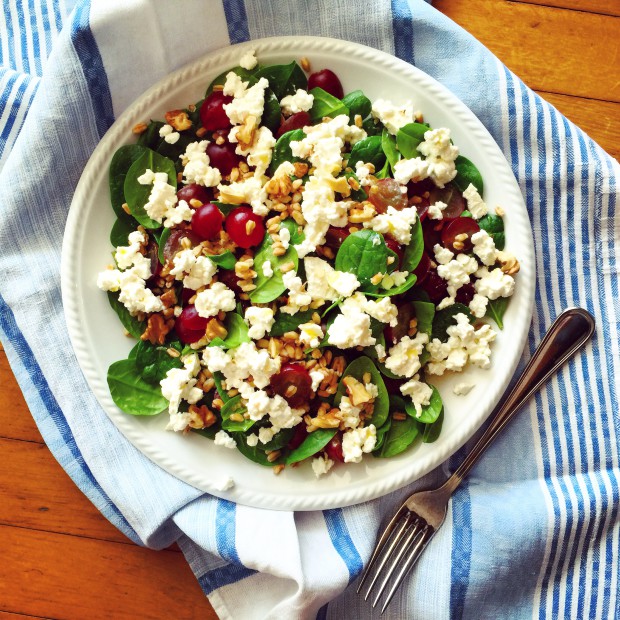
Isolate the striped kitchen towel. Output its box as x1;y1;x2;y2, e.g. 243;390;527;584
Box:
1;1;618;618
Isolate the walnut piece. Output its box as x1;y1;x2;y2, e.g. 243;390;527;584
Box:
141;313;172;345
165;109;192;131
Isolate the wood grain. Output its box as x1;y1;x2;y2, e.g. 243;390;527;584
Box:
519;0;620;17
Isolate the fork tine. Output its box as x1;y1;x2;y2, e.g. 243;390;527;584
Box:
379;524;434;613
357;506;409;593
361;512;412;600
371;517;427;607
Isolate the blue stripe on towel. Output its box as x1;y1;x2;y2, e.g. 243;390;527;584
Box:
323;509;364;583
70;0;114;139
222;0;250;44
391;0;414;65
449;486;471;620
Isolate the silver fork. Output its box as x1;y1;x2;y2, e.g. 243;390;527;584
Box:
357;307;595;613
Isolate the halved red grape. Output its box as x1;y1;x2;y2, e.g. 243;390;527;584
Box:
456;282;476;305
287;424;309;450
368;178;408;213
412;251;431;285
270;363;312;408
177;183;212;206
175;306;207;344
307;69;344;99
162;228;202;263
428;183;465;220
385;237;404;268
419;270;448;304
206;141;241;176
324;226;350;250
441;217;480;253
225;206;265;248
192;203;224;240
384;303;414;345
200;91;233;131
276;111;311;138
324;433;344;462
422;218;444;254
216;268;242;295
146;239;161;279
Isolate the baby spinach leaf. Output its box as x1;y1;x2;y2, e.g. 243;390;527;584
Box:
207;250;236;270
234;433;282;466
373;418;392;452
249;233;299;304
347;135;385;171
366;273;417;298
381;128;400;170
192;425;220;440
342;90;372;121
454;155;484;196
133;340;183;385
109;144;149;219
268;128;305;176
270;309;315;337
309;87;349;122
262;88;281;133
400;218;423;272
334;356;389;428
420;409;444;443
107;292;145;339
344;171;368;202
486;297;509;330
124;148;177;229
156;227;171;265
225;312;251;347
396;122;428;159
364;333;400;379
255;61;307;100
284;428;337;465
404;384;443;424
212;371;232;404
279;218;305;245
375;416;419;458
335;230;388;289
477;213;505;250
136;121;164;149
205;66;256;96
432;303;473;341
221;395;254;432
412;300;435;336
212;201;238;217
363;117;383;136
260;427;295;451
156;131;194;173
110;216;139;247
107;358;168;416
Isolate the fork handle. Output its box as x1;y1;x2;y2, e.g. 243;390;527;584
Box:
442;307;595;495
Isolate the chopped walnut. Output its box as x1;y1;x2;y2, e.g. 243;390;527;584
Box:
236;114;258;150
141;313;172;345
342;376;373;406
165;109;192;131
205;318;228;341
188;404;217;429
496;250;520;275
160;289;177;309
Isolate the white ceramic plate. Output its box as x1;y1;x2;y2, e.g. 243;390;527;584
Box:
61;36;535;511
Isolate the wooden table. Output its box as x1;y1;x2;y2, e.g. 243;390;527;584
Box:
1;2;617;618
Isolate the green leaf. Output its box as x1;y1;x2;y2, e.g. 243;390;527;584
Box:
334;229;388;289
365;273;417;298
342;90;372;121
381;128;400;170
396;122;428;159
420;409;444;443
124;148;177;229
249;233;299;304
477;213;505;250
334;356;390;428
225;312;251;347
362;117;383;137
400;218;423;272
261;88;281;134
110;216;139;247
486;298;509;330
212;371;232;404
212;201;238;217
260;427;295;451
269;309;315;337
255;61;307;100
107;292;146;339
412;301;435;337
109;144;149;220
207;250;236;270
107;358;168;416
432;304;473;341
404;385;443;424
221;395;254;432
156;132;195;173
268;128;305;176
308;87;348;122
454;155;484;196
347;135;386;171
133;340;183;385
156;227;171;265
364;333;400;380
136;121;164;149
279;218;305;245
234;433;282;466
205;66;256;96
375;417;419;458
373;417;392;452
285;428;337;465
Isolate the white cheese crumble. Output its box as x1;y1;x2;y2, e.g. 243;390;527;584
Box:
136;169;181;225
342;425;377;463
244;306;275;340
469;293;489;318
114;230;146;270
427;200;447;220
304;256;360;302
371;99;416;135
393;157;429;186
245;390;303;434
400;376;433;416
312;454;334;478
229;125;275;178
453;382;475;396
326;294;376;348
180;141;222;187
239;49;258;70
339;395;362;429
279;227;291;249
214;430;237;449
159;123;180;144
223;72;269;125
471;229;498;266
299;322;324;349
214;477;235;491
463;184;488;219
280;89;314;115
217;175;269;216
194;282;236;318
169;249;217;290
417;128;459;188
161;354;203;424
474;266;515;300
262;260;274;278
310;369;325;392
281;270;312;314
363;205;418;244
437;253;478;297
384;332;430;378
355;160;373;186
433;244;454;266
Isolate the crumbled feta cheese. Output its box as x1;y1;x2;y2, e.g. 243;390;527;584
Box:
299;322;324;349
363;205;418;244
469;293;489;318
310;369;325;392
137;169;181;224
427;200;447;220
280;88;314;115
258;426;276;444
384;332;430;378
426;313;497;375
246;433;259;447
463;184;488;219
393;157;429;185
214;477;235;491
453;382;475;396
281;270;312;314
355;160;373;186
304;256;360;302
363;296;399;327
312;454;334;478
342;425;377;463
246;390;303;433
114;231;146;270
371;99;416;135
327;294;376;348
262;260;274;278
217;175;269;216
161;354;203;423
433;244;455;266
245;306;275;340
169;249;217;290
400;376;433;416
437;253;478;297
339;396;362;429
279;227;291;249
365;383;379;399
239;49;258;70
474;266;515;300
159;123;180;144
180;141;222;187
471;230;497;266
437;296;455;311
327;269;361;298
417;128;459;188
230;125;275;178
375;343;387;361
194;282;236;318
223;74;269;125
214;430;237;449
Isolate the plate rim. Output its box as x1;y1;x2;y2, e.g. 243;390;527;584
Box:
61;35;535;511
